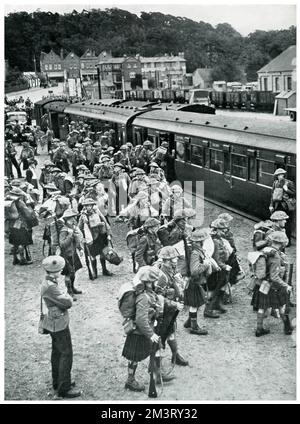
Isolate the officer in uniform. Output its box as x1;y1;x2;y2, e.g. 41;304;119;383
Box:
251;231;293;337
41;255;81;398
135;218;161;270
155;246;188;366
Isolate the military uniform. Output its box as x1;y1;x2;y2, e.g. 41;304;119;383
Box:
135;218;162;269
41;256;81;398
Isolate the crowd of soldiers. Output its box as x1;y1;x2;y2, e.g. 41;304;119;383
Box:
4;116;296;398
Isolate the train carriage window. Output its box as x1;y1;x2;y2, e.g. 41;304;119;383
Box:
231;154;247;179
224;152;230;174
191;145;204;166
185;144;191;163
248;157;256;182
210;149;223;173
257;160;274;187
176;141;185;162
287;165;296;183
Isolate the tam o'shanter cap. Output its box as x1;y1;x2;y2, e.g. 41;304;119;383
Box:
42;255;65;273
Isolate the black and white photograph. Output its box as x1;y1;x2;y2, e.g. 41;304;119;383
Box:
3;0;297;403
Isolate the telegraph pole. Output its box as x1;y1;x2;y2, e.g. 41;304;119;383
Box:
96;65;102;99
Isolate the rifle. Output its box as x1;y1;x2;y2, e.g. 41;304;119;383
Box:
82;225;96;280
286;263;294;313
148;308;179;398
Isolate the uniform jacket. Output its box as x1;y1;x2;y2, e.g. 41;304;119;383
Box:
133;290;161;339
59;223;83;257
78;206;109;240
190;244;210;286
135;232;162;268
210;233;230;270
270;178;296;208
39;169;52;187
265;247;289;291
41;275;72;333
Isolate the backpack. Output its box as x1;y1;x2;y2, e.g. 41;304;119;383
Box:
117;282;137;335
247;251;267;280
252;221;272;250
126;228;144;254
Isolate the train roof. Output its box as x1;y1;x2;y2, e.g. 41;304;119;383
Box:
45;101;70;112
34;97;67;107
133;110;296;154
63;100;146;125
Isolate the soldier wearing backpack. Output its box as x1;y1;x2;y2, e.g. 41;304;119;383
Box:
269;168;295;243
250;231;293;337
135;218;162;270
121;266;164;392
155;246;187;367
184;228;213;335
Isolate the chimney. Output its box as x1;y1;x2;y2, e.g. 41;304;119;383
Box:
60;48;64;59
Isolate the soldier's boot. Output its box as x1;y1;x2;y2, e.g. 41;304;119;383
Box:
203;303;220;318
215;291;227;314
65;278;77;301
71;276;82;295
281;314;293;335
168;339;189;366
190;312;208;335
12;246;20;265
154;357;176;385
19;247;31;265
125;362;145;392
255;312;270;337
183;315;191;329
24;246;33;264
100;259;113;277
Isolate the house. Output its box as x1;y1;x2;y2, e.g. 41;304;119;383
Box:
98;55;142;91
80;50;112;81
192;68;213;89
23;72;40;88
40;49;64;82
257;45;296;93
140;53;186;89
64;52;80;79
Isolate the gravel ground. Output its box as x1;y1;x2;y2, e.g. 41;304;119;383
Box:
4;152;296;401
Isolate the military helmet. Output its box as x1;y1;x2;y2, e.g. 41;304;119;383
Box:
173;209;187;221
107;146;114;152
120;145;128;150
150;162;159;168
158;246;179;260
44;182;59;191
143;217;161;228
218;213;233;222
274;168;286;176
210;218;228;229
93;141;101;147
43;160;55;167
270;211;289;221
81;198;96;206
62;209;78;220
42;255;65;273
114;162;125;169
143;140;153;147
134;266;160;283
268;231;289;244
171;184;183;193
190;228;210;242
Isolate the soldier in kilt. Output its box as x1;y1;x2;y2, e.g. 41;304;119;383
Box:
251;231;293;337
184;228;212;335
122;266;162;392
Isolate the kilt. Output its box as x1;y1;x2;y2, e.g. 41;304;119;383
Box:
9;227;33;246
88;233;108;258
184;280;206;308
251;285;288;310
207;270;227;291
122;333;152;362
61;252;83;277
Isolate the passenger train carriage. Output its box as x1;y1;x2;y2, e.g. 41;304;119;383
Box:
40;99;296;232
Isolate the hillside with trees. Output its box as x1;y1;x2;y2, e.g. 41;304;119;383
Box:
5;8;296;82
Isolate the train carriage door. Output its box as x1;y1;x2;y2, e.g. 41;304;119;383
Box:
223;144;231;175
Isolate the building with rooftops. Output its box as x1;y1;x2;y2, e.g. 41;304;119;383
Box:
257;45;296;93
141;53;186;89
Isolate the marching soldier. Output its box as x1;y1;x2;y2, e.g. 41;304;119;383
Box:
53;142;70;173
269;168;295;243
251;231;293;337
184;228;212;335
39;160;55;201
135;218;162;270
161;185;192;220
119;190;159;229
57;209;84;300
128;168;149;198
155;246;188;366
78;198;113;279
